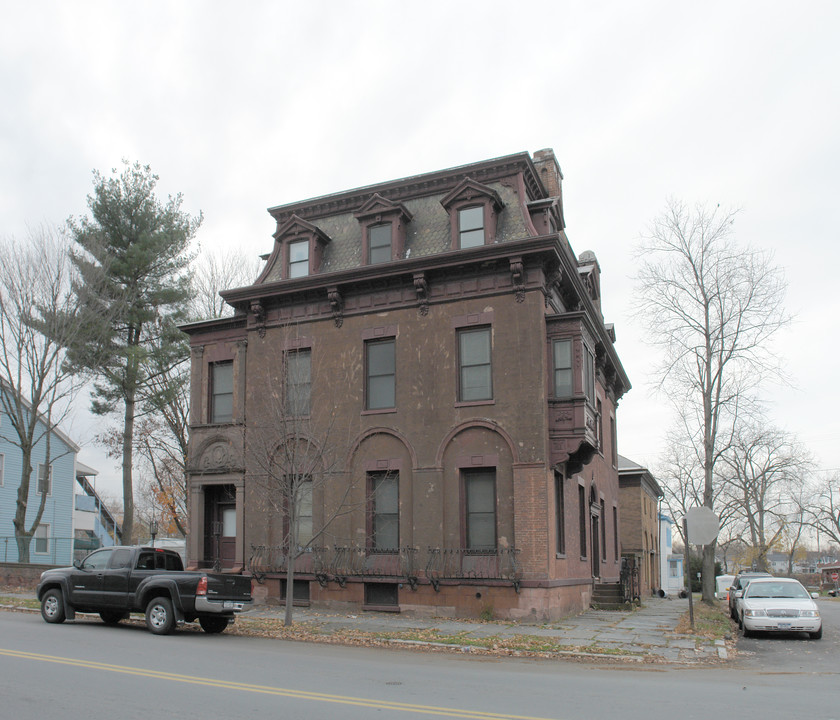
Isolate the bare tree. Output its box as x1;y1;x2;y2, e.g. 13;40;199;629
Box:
190;248;262;320
804;471;840;549
719;422;811;571
247;342;366;627
0;227;87;562
635;200;791;602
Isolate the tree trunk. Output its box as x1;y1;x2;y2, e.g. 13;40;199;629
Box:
13;450;34;563
122;394;136;544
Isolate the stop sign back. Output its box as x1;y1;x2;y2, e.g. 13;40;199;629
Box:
685;506;720;544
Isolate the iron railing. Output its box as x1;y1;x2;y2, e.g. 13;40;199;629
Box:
620;560;640;603
248;544;521;592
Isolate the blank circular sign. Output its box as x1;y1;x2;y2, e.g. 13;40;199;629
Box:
686;506;719;545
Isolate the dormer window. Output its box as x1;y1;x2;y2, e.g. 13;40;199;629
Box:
441;178;504;251
458;207;485;248
254;214;332;282
288;239;310;278
368;224;392;264
355;193;412;266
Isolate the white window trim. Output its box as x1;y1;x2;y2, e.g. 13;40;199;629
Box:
34;523;50;554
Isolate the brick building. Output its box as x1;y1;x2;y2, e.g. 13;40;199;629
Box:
182;149;630;620
618;455;663;597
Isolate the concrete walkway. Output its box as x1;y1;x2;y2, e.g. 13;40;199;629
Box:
241;595;729;664
1;589;728;664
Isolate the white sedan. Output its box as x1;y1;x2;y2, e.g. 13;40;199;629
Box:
738;577;822;640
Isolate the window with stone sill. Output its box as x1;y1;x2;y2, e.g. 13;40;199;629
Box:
368;223;392;265
458;206;485;248
210;361;233;424
288;239;310;278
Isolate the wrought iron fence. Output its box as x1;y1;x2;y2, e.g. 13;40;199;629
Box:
620;560;640;603
249;544;520;592
425;547;521;591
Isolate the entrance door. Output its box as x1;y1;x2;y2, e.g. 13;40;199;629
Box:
204;485;237;569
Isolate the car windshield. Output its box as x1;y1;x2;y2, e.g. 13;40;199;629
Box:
745;582;810;599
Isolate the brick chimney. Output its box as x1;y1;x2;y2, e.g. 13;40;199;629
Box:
532;148;563;198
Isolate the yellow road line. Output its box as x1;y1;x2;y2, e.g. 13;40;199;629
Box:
0;648;557;720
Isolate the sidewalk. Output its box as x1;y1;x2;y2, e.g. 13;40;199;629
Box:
1;590;729;664
239;594;729;664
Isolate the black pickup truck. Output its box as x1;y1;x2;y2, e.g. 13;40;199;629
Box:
36;545;252;635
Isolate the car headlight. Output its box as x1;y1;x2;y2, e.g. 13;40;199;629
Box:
744;609;767;617
799;610;820;618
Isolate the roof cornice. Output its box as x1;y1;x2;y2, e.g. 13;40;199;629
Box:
267;152;545;225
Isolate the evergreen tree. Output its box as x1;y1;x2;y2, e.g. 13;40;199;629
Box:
65;161;201;543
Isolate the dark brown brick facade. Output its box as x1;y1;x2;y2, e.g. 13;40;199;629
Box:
183;150;630;620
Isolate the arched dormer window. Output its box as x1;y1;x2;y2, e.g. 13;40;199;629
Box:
260;214;332;281
440;178;504;251
354;193;413;265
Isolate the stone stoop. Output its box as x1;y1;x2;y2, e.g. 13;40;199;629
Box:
590;582;628;610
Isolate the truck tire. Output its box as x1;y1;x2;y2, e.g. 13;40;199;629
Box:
41;589;66;624
100;611;128;625
145;596;175;635
199;616;230;634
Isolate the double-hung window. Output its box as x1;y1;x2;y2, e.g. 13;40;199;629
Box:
37;463;52;496
368;224;392;264
366;338;395;410
583;345;595;404
554;471;565;555
35;523;50;554
292;476;313;548
458;207;485;248
0;453;4;486
288;239;310;278
285;349;311;416
553;339;573;397
464;469;496;551
458;327;492;402
210;361;233;423
370;472;399;551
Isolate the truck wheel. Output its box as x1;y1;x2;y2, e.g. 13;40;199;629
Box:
145;596;175;635
41;589;66;624
100;611;128;625
199;616;230;634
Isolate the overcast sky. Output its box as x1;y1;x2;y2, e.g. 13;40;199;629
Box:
2;1;838;499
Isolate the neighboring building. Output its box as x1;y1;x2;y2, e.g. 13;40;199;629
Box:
618;455;663;596
659;513;684;597
74;462;121;559
182;149;630;619
0;387;79;566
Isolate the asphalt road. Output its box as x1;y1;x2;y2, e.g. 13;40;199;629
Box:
1;610;838;720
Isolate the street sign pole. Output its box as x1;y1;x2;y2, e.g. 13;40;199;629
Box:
683;518;694;629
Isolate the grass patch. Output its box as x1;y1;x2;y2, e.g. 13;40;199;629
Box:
0;595;39;610
675;598;731;640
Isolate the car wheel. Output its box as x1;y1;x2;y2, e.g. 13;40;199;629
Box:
809;627;823;640
100;611;128;625
145;596;175;635
198;616;230;634
742;625;754;638
40;589;66;624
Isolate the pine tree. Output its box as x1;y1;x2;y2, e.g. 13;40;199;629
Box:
65;160;201;543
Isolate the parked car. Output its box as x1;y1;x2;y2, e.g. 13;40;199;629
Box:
737;577;822;640
36;545;252;635
728;571;772;620
715;574;735;601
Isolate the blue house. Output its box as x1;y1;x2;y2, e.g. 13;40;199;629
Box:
0;392;84;565
74;461;121;557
